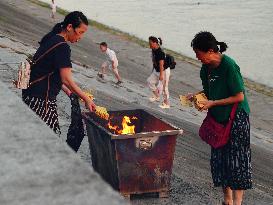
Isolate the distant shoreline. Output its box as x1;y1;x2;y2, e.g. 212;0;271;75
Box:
28;0;273;97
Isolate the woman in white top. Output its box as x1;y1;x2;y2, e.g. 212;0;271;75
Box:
147;36;171;109
98;42;122;85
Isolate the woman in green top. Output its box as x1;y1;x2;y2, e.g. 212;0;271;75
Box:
189;31;252;205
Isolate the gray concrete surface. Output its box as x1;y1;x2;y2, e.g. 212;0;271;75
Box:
1;34;273;205
1;0;272;144
0;0;273;204
0;81;127;205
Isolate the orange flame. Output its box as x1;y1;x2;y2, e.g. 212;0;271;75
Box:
107;116;137;135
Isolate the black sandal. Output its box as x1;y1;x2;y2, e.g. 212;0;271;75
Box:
115;81;122;85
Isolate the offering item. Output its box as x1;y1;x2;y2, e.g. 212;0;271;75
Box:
193;93;208;110
95;106;109;120
179;95;193;107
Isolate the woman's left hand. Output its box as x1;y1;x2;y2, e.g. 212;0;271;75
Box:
200;100;215;111
85;98;96;112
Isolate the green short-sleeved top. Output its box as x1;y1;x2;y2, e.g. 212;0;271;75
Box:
200;55;250;123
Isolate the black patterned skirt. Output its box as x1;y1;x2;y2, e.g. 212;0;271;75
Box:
210;109;252;190
22;95;61;135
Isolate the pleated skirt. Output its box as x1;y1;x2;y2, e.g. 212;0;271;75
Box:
210;110;252;190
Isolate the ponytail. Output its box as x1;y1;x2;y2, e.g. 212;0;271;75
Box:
217;41;228;53
39;11;88;45
39;22;63;45
149;36;163;45
191;31;228;53
158;37;163;45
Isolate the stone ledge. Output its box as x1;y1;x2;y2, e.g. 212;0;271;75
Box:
0;80;126;205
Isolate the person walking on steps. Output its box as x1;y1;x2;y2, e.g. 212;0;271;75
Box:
51;0;57;21
97;42;122;85
22;11;96;136
147;36;171;109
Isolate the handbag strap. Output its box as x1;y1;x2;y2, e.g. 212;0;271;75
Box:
33;41;66;65
207;67;239;120
29;71;54;86
230;103;239;121
28;41;66;112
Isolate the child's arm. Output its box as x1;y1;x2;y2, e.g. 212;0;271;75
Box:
111;60;115;69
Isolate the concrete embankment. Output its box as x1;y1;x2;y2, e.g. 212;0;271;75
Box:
0;81;127;204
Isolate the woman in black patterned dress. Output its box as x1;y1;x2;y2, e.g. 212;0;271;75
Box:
22;11;96;135
189;31;252;205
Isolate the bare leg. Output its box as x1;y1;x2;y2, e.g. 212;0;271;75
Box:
147;71;159;98
98;62;107;79
112;67;122;82
153;90;159;98
223;187;233;205
51;12;55;21
233;190;244;205
163;68;170;105
101;64;107;75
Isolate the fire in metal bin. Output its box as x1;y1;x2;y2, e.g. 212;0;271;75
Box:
82;109;183;199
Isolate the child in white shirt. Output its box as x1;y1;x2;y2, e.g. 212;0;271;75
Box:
98;42;122;85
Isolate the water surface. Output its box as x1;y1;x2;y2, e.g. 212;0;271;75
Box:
40;0;273;87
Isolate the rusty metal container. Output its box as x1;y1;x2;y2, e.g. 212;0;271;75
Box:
82;109;183;198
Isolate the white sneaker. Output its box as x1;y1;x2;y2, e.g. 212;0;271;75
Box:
159;102;170;109
149;95;160;102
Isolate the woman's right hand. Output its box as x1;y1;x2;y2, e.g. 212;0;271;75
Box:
186;93;194;101
85;97;96;112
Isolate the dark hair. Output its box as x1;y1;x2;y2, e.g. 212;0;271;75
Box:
100;42;108;47
191;31;228;53
39;11;88;45
149;36;163;46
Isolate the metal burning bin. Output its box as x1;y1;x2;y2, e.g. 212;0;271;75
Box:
82;109;183;198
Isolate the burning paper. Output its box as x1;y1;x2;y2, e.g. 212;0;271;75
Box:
108;116;137;135
95;106;109;120
92;105;137;135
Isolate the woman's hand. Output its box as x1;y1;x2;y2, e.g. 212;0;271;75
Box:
85;97;96;112
60;68;96;112
200;100;215;111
